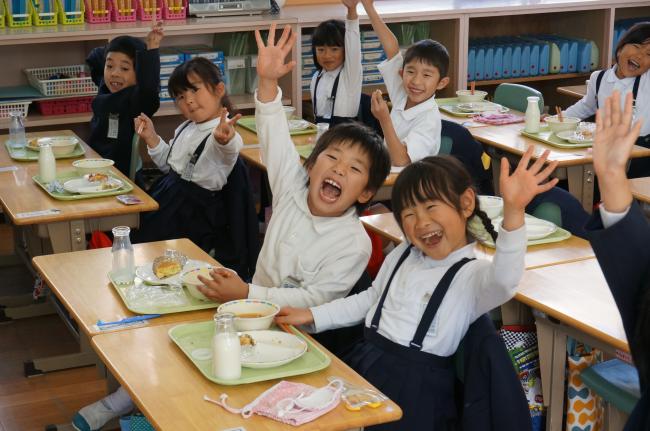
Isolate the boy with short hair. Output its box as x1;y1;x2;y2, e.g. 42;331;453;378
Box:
362;0;450;166
86;22;163;175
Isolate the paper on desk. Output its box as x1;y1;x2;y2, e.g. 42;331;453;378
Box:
15;208;61;219
0;166;18;172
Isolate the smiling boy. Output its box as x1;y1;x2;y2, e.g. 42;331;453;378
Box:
362;0;450;167
197;24;391;310
85;22;163;175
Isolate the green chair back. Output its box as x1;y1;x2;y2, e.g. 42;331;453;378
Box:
530;202;562;228
129;134;142;181
439;135;453;155
580;360;640;414
493;83;544;113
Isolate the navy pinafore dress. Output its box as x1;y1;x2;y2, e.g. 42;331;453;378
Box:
345;245;474;430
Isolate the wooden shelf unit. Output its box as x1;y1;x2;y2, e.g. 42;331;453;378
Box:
474;72;591;86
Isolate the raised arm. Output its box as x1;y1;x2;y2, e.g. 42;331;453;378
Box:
360;0;399;60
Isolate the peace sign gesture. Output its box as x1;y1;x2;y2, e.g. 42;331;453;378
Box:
213;108;242;145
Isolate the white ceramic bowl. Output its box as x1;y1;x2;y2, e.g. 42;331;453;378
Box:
217;299;280;331
72;158;114;176
478;195;503;219
33;136;78;156
181;267;214;301
456;90;487;103
545;115;581;133
282;106;296;121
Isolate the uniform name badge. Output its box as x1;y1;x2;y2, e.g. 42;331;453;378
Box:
107;113;119;139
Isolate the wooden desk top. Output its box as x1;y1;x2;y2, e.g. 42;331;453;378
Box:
361;212;594;270
470;122;650;167
557;85;587;100
0;130;158;226
237;126;399;187
92;323;402;431
516;258;628;352
32;238;219;337
630;177;650;204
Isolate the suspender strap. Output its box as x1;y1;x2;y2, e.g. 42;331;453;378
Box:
409;257;475;349
595;69;606;109
165;120;193;165
313;70;342;120
166;120;211;183
369;245;413;330
632;74;640;103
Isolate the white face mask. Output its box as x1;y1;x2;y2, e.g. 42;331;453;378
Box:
275;379;344;417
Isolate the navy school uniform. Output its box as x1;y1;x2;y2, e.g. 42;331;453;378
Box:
86;45;160;175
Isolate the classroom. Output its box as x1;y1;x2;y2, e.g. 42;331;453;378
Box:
0;0;649;429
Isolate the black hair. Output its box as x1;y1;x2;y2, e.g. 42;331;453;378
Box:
311;19;345;71
391;155;497;243
403;39;450;78
615;22;650;62
105;36;146;64
168;57;234;114
303;122;390;215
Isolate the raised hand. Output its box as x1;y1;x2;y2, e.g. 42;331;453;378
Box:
370;89;390;122
275;307;315;326
146;20;164;50
499;146;558;231
255;24;296;82
197;267;248;303
593;91;642;179
213;108;242;145
134;113;158;148
342;0;359;18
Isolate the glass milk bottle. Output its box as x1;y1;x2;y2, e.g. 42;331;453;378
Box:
9;111;26;149
524;96;541;134
38;142;57;184
111;226;135;285
212;313;241;380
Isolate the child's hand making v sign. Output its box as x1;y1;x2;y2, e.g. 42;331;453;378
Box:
592;91;643;213
145;19;164;50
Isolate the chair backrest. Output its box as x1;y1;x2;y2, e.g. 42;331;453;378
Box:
357;93;384;137
129;134;142;181
493;83;544;113
530;202;562;227
439;135;453;155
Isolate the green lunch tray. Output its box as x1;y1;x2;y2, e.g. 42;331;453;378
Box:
475;222;572;249
109;272;221;315
5;141;86;161
169;321;331;385
436;97;507;118
32;171;133;201
296;143;315;159
238;115;318;136
520;126;593;149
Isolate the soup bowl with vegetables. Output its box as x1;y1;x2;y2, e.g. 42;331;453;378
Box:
217;299;280;331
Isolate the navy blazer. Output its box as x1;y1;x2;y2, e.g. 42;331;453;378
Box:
585;202;650;431
460;314;533;431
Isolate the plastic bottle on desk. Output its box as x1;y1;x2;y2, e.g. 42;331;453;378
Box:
524;96;541;134
38;142;56;184
9;111;26;149
212;313;241;380
111;226;135;285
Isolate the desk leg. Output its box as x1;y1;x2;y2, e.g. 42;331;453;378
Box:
567;164;594;213
46;220;86;254
535;313;567;431
25;330;97;377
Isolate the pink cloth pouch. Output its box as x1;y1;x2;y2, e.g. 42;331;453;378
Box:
205;379;344;426
472;113;525;125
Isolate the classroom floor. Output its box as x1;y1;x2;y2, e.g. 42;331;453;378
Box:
0;225;110;431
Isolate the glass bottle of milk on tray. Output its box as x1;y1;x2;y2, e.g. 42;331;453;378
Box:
111;226;135;285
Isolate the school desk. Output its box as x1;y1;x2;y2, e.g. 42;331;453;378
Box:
516;258;628;431
28;238;219;376
360;212;595;270
0;130;158;255
557;84;587;100
92;322;402;431
629;177;650;204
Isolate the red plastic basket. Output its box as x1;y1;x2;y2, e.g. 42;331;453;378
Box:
35;96;94;116
161;0;185;20
84;0;111;23
110;0;135;21
136;0;161;21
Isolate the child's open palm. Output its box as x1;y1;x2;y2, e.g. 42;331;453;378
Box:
255;24;296;81
213;108;242;145
593;91;642;179
500;146;558;212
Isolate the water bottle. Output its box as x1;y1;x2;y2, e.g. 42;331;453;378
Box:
524;96;541;134
111;226;135;285
38;142;57;184
9;111;26;149
212;313;241;380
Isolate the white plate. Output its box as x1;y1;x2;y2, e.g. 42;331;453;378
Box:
63;177;123;194
135;259;212;285
493;215;558;240
26;136;79;151
456;102;509;114
556;130;594;144
288;119;311;131
239;330;308;369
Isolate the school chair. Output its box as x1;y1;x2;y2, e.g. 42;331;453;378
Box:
580;359;641;430
526;186;589;238
493;83;544;113
357;93;383;137
128;133;142;181
441;120;494;195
